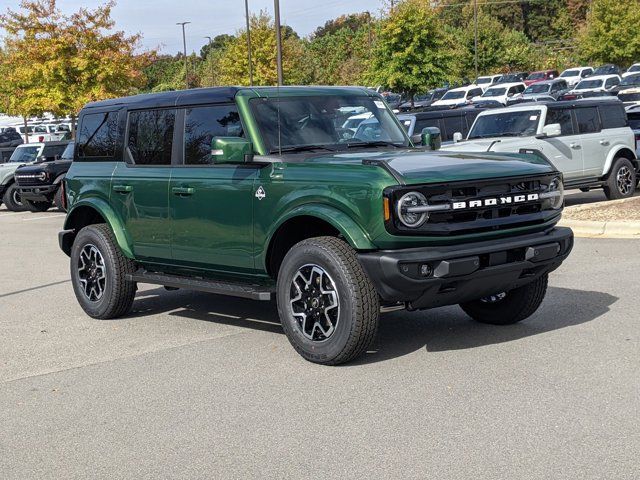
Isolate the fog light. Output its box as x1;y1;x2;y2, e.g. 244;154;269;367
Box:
420;264;433;277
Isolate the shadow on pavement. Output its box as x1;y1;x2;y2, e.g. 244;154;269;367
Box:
126;285;616;365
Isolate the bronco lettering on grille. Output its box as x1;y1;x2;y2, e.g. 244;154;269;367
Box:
452;193;539;210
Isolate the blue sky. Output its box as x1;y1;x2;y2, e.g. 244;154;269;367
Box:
2;0;383;54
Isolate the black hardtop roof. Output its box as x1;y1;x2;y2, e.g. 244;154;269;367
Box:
512;97;623;109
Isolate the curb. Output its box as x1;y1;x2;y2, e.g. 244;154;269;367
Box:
559;218;640;239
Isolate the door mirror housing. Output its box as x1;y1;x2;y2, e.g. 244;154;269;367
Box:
453;132;463;143
421;127;441;150
211;137;253;164
538;123;561;139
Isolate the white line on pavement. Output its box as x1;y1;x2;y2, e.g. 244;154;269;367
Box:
22;214;66;221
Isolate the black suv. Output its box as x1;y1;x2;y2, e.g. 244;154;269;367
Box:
15;141;73;212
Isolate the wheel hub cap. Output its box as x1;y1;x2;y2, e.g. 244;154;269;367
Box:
289;264;340;342
617;166;633;195
480;292;507;304
78;244;106;302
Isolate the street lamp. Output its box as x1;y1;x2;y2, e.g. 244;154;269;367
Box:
274;0;283;85
176;21;191;89
245;0;254;86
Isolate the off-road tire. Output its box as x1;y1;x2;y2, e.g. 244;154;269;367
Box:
70;224;137;319
276;236;379;365
22;198;52;212
2;183;27;211
53;186;66;212
460;274;548;325
603;158;636;200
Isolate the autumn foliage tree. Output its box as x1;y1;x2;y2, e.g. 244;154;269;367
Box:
0;0;152;137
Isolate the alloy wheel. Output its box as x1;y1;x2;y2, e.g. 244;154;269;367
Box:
616;165;633;196
289;264;340;342
77;244;106;302
480;292;507;304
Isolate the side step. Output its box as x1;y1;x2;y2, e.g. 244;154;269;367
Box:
126;270;275;301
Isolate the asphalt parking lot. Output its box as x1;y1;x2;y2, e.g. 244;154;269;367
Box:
1;196;639;479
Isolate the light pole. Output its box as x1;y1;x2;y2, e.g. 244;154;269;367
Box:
474;0;478;79
274;0;283;86
204;36;215;86
177;21;191;89
245;0;254;86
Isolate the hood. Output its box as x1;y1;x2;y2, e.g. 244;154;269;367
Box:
296;149;554;185
15;159;71;174
441;137;535;153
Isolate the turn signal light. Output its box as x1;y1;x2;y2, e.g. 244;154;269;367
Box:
383;197;390;221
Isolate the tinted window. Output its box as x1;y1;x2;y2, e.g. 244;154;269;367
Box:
184;105;243;165
604;78;619;88
414;118;441;135
546;108;574;135
599;104;627;129
42;144;69;160
627;112;640;130
77;112;118;158
127;109;176;165
443;115;468;140
575;107;601;133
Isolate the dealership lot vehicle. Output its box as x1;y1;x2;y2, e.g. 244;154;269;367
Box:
524;70;558;86
625;105;640;155
15;141;74;212
559;66;594;87
623;62;640;78
612;73;640;95
59;86;572;365
474;82;526;106
472;74;503;91
508;79;569;105
398;88;448;112
566;74;621;96
431;85;484;107
0;141;70;211
592;64;622;76
397;106;485;143
618;87;640;108
443;99;637;199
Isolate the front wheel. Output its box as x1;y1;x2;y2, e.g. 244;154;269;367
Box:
604;158;636;200
70;224;137;319
460;274;548;325
277;237;379;365
2;183;27;211
22;198;52;212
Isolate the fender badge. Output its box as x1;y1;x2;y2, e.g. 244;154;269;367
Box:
255;186;266;200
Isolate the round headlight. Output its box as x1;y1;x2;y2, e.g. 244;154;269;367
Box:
37;172;47;182
547;176;564;209
397;191;428;228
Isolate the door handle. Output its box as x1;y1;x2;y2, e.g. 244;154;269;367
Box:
599;140;610;146
113;185;133;193
172;187;195;196
570;143;580;149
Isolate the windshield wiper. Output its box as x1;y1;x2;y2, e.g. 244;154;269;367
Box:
269;145;337;154
345;141;403;149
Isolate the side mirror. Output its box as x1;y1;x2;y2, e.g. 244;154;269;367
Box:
211;137;253;164
421;127;441;150
453;132;463;143
538;123;561;138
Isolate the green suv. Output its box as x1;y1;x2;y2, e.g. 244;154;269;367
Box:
60;86;573;365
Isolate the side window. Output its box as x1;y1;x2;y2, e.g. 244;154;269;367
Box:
575;107;601;134
414;118;441;135
77;111;118;158
605;78;619;88
599;104;627;129
183;105;243;165
582;69;592;77
127;109;176;166
442;115;466;140
42;144;68;160
546;108;575;135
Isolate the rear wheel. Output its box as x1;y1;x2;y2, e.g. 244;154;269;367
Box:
460;274;548;325
277;237;379;365
22;198;52;212
2;183;27;211
70;224;137;319
604;158;636;200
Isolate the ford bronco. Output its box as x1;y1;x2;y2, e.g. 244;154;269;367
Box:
59;87;573;365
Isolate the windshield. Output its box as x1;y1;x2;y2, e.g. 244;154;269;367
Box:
575;79;603;90
621;74;640;86
250;95;408;152
482;88;506;97
561;69;580;77
629;65;640;73
527;72;546;81
619;93;640;103
525;84;551;94
9;146;40;162
440;90;465;100
475;77;492;84
594;66;614;75
468;110;541;139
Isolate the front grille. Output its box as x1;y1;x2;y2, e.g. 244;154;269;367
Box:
15;174;46;187
386;174;559;236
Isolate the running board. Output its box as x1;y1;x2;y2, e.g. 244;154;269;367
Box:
126;270;275;301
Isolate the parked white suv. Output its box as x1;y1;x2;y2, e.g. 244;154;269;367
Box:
473;82;526;106
431;85;484;107
442;99;638;199
559;67;593;87
568;74;621;95
472;75;503;91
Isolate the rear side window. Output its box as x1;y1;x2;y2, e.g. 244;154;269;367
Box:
545;108;574;135
414;118;441;135
183;105;243;165
627;112;640;130
42;144;68;160
443;115;467;140
599;104;627;129
575;107;601;133
127;109;176;165
77;111;118;158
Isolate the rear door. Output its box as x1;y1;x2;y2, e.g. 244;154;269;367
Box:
573;106;604;178
169;103;257;274
111;108;176;262
538;107;584;181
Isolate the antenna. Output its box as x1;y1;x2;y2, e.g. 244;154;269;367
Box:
274;0;283;154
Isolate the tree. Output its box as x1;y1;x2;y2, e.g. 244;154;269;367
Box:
0;0;152;137
566;0;591;26
200;34;234;58
312;13;371;38
369;0;459;102
215;12;306;86
577;0;640;66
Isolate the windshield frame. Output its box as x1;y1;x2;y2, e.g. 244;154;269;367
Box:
9;145;42;163
467;109;542;140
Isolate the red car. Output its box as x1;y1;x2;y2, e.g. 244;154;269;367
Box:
524;70;559;86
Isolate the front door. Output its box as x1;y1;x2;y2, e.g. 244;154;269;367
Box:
537;107;584;181
110;108;177;262
169;104;257;275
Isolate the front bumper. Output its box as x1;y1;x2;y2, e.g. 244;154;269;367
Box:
358;227;573;310
17;184;58;202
